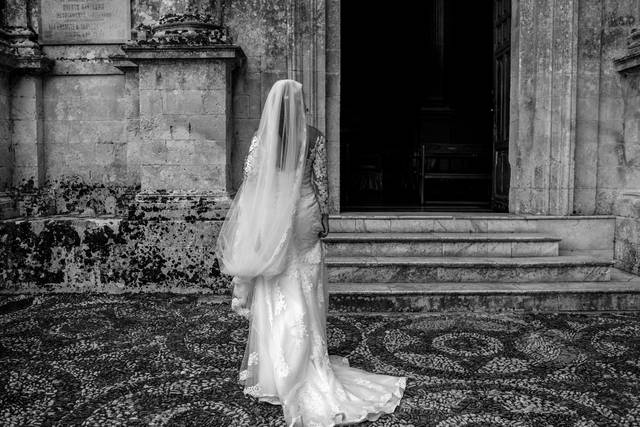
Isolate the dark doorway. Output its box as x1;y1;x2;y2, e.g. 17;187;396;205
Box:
340;1;506;211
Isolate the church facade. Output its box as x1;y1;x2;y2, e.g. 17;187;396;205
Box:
2;0;640;293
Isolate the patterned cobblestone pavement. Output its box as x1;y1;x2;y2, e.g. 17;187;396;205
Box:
1;294;640;426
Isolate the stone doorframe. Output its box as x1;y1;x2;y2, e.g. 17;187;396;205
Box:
285;0;339;212
294;0;579;215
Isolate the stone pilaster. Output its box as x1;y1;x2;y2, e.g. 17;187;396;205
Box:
286;0;326;133
0;0;52;219
10;76;45;187
509;0;579;215
612;28;640;274
112;11;244;216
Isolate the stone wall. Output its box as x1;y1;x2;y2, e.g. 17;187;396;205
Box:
0;198;229;293
10;44;140;218
1;0;321;205
43;52;131;186
508;0;640;216
0;70;11;193
507;0;640;273
0;1;244;293
133;0;309;192
499;0;640;272
575;0;640;216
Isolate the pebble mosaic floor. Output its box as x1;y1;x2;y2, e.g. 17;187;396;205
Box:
2;294;640;426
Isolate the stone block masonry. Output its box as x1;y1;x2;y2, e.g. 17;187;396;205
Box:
119;46;241;196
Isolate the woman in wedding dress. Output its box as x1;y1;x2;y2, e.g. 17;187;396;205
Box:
217;79;406;426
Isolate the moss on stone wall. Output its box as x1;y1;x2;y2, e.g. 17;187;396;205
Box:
1;176;232;294
8;176;139;218
0;215;231;294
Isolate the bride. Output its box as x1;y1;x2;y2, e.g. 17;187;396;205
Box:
217;79;406;426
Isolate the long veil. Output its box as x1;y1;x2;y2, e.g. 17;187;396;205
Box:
217;80;307;282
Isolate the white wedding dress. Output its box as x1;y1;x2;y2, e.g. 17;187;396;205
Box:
235;129;406;426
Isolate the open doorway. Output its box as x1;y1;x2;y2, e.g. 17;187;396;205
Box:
340;0;509;211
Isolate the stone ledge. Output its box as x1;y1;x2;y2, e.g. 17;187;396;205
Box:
326;255;613;268
111;45;245;70
325;232;561;242
330;213;616;220
615;28;640;74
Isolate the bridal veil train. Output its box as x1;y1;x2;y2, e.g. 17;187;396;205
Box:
217;79;406;426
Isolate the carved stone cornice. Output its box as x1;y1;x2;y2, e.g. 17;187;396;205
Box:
131;12;232;47
615;28;640;74
110;11;243;71
110;44;245;73
0;27;53;74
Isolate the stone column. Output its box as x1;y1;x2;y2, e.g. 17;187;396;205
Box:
509;0;579;215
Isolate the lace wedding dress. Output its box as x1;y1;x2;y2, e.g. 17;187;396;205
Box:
234;129;406;426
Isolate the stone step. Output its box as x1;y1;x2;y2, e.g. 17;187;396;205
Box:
327;272;640;312
329;213;612;233
326;255;612;283
324;232;560;257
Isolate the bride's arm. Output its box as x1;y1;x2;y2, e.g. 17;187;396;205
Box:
311;133;330;236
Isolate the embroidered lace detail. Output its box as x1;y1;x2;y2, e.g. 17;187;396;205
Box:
275;284;286;316
243;135;260;179
311;331;329;366
354;377;372;386
311;134;329;215
301;271;314;295
335;385;347;400
300;242;322;264
248;352;259;366
244;384;262;397
317;280;325;305
301;387;324;415
239;369;250;381
291;311;308;346
231;297;251;319
275;352;290;377
397;377;407;389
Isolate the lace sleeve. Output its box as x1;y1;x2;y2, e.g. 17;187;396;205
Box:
243;135;259;180
311;134;329;215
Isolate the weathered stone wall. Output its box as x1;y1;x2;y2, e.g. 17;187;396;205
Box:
7;44;141;218
11;75;45;188
509;0;640;217
42;51;131;186
0;1;241;293
135;57;232;193
574;0;640;215
1;0;308;203
587;1;640;274
0;198;228;293
132;0;295;191
507;0;640;273
0;70;11;193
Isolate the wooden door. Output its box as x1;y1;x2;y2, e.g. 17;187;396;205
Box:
491;0;511;211
417;0;493;209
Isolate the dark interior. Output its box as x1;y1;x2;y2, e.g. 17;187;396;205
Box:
340;1;496;211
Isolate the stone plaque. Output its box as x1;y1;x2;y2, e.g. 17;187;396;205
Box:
40;0;130;44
